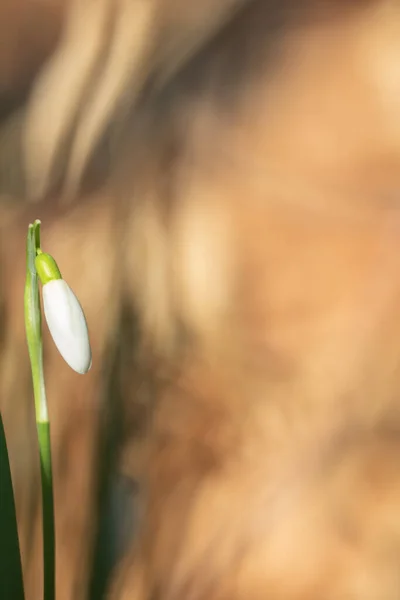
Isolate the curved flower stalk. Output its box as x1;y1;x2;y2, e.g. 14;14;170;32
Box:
35;252;92;374
24;219;92;600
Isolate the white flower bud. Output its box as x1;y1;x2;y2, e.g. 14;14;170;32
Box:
42;279;92;374
34;251;92;374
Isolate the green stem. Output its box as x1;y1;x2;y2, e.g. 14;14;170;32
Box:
37;422;55;600
24;220;55;600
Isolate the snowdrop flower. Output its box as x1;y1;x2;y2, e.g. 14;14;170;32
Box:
35;252;92;374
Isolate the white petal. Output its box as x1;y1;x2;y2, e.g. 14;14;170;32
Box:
42;279;92;374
